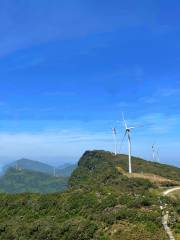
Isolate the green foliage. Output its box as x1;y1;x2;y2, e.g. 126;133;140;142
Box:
0;150;178;239
58;218;98;240
69;151;122;188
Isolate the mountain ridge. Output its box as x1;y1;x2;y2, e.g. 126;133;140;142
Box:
0;167;68;193
3;158;76;177
69;150;180;188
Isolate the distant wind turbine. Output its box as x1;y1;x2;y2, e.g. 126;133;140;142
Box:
156;146;160;163
152;143;160;162
112;127;117;156
152;144;156;161
53;167;56;177
16;161;18;170
120;113;136;174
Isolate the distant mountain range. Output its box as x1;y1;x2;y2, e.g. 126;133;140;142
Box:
3;158;76;177
57;164;77;177
0;168;68;193
58;163;73;169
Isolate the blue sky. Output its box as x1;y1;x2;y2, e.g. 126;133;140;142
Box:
0;0;180;167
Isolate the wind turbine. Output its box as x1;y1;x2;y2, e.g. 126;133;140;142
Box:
152;143;160;162
120;113;135;174
156;146;160;163
53;167;56;177
16;161;18;170
112;127;117;156
152;144;156;161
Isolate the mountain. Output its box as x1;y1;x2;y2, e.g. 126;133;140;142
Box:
3;158;55;175
57;164;77;177
70;150;180;187
3;159;76;177
58;163;73;169
0;150;179;240
0;168;68;193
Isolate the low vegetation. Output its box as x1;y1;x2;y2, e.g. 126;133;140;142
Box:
0;150;179;239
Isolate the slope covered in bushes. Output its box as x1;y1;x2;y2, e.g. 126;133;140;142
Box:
0;150;179;239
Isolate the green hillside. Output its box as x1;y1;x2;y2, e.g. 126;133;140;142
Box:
0;168;68;193
0;150;179;240
115;153;180;182
70;150;180;187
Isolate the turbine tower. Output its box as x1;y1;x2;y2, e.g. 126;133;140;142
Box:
112;127;117;156
120;113;135;174
152;144;155;161
15;160;19;170
152;143;160;162
53;167;56;177
156;146;160;163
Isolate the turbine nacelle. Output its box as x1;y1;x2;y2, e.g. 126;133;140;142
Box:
126;127;135;132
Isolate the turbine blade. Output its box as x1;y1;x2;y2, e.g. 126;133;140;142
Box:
119;130;127;152
130;124;144;128
122;112;128;129
127;124;145;132
127;132;131;145
112;127;116;135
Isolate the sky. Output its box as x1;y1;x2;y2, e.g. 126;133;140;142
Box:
0;0;180;167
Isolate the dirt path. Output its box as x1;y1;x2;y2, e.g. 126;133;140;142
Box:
161;209;175;240
160;187;180;240
163;187;180;196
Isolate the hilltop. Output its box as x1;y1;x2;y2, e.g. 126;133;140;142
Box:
70;150;180;188
0;150;179;240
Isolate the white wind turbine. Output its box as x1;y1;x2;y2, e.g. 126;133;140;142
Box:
156;146;160;163
16;161;18;170
53;167;56;177
112;127;117;156
120;113;136;174
152;144;156;161
152;143;160;162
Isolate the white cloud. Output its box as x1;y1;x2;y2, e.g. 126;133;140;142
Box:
0;114;179;167
0;129;113;166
